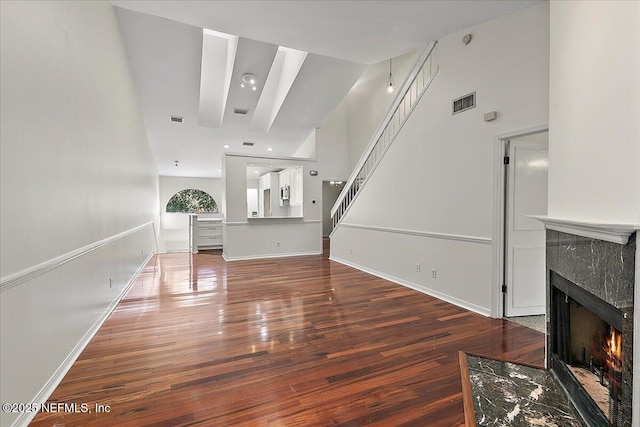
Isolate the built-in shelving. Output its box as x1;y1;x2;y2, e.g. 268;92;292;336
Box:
189;215;223;253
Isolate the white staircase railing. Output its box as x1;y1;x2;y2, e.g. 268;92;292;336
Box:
330;41;439;231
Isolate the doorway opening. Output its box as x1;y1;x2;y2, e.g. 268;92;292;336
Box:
322;180;344;237
491;126;548;321
322;180;345;257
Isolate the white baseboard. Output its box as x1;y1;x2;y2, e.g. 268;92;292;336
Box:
13;253;154;427
222;251;322;261
329;255;491;317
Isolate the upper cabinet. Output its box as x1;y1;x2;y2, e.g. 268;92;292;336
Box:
278;166;303;207
259;173;271;191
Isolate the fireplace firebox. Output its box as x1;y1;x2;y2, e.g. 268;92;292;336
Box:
551;272;624;426
544;227;635;427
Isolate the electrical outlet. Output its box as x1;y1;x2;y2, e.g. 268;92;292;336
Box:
431;269;437;279
109;278;113;288
277;241;280;247
416;263;421;272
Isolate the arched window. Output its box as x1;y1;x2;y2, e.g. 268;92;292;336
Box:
166;189;218;213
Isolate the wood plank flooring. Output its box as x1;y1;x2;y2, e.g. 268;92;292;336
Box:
30;251;544;426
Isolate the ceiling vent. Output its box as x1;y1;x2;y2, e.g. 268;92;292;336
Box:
234;108;249;115
242;142;254;147
452;92;476;115
170;116;184;123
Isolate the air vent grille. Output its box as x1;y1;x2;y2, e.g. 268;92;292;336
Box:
452;92;476;114
170;116;184;123
234;108;249;115
242;142;254;147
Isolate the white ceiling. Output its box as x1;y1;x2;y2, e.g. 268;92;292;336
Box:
112;0;541;178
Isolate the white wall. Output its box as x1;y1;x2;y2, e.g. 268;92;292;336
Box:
346;48;421;171
158;175;222;252
548;2;640;424
331;3;549;315
0;2;159;426
548;1;640;224
223;154;322;259
307;96;352;235
293;129;317;158
315;96;350;181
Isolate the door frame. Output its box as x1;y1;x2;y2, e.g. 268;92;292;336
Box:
490;123;548;319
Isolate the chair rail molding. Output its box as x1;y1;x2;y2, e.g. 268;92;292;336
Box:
0;221;157;292
339;223;492;245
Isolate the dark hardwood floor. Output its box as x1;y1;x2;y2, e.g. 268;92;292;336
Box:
30;250;544;426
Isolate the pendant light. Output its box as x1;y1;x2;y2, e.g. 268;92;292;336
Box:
387;58;395;93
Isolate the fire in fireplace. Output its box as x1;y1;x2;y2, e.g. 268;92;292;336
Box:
604;327;623;425
550;272;624;427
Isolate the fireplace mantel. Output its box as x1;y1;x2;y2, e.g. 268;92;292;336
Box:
529;216;639;245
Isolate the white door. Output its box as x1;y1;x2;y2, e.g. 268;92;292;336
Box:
504;134;548;317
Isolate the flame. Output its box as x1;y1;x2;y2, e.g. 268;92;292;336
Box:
604;327;622;373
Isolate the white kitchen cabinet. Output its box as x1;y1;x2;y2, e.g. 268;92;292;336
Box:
278;166;303;207
292;165;303;206
259;173;270;190
278;169;290;206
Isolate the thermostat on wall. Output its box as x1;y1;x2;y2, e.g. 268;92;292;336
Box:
484;111;497;121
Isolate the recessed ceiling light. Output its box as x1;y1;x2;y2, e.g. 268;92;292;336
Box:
267;147;273;152
223;144;230;149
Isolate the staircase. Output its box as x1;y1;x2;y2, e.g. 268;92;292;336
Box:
330;42;438;232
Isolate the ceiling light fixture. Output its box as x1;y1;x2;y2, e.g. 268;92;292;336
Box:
223;144;230;149
267;147;273;152
387;58;395;93
241;73;257;90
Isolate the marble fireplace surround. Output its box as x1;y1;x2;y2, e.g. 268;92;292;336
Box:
534;216;638;427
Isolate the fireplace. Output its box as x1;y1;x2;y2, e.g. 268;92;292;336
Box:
544;227;635;427
550;272;624;425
